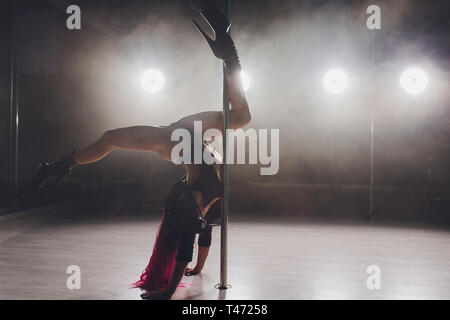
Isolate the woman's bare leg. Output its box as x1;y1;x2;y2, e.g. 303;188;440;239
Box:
74;126;174;164
32;125;174;190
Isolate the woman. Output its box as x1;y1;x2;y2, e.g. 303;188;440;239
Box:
32;3;251;300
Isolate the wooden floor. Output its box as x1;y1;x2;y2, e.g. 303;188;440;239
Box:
0;207;449;300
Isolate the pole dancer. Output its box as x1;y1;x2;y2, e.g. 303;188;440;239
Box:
32;2;250;300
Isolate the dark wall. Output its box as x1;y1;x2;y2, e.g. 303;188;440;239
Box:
0;0;449;224
0;1;12;175
0;1;13;208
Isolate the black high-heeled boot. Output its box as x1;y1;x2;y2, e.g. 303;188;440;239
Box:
192;2;242;74
32;151;77;192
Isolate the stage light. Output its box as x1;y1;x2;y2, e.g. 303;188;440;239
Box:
323;69;348;94
241;71;250;92
140;69;165;94
400;68;428;95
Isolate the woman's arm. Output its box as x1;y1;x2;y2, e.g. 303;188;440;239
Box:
185;225;213;275
185;246;210;276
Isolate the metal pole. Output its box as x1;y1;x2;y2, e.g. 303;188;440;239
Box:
216;0;231;290
369;116;374;221
9;48;15;208
14;60;20;209
367;20;379;222
410;103;416;214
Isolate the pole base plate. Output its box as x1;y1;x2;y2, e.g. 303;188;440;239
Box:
215;283;232;290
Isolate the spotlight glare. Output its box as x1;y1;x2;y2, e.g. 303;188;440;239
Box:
140;69;165;94
240;71;250;92
400;68;428;95
323;69;348;94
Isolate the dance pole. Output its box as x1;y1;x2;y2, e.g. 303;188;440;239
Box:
367;23;379;223
216;0;232;290
369;112;374;222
